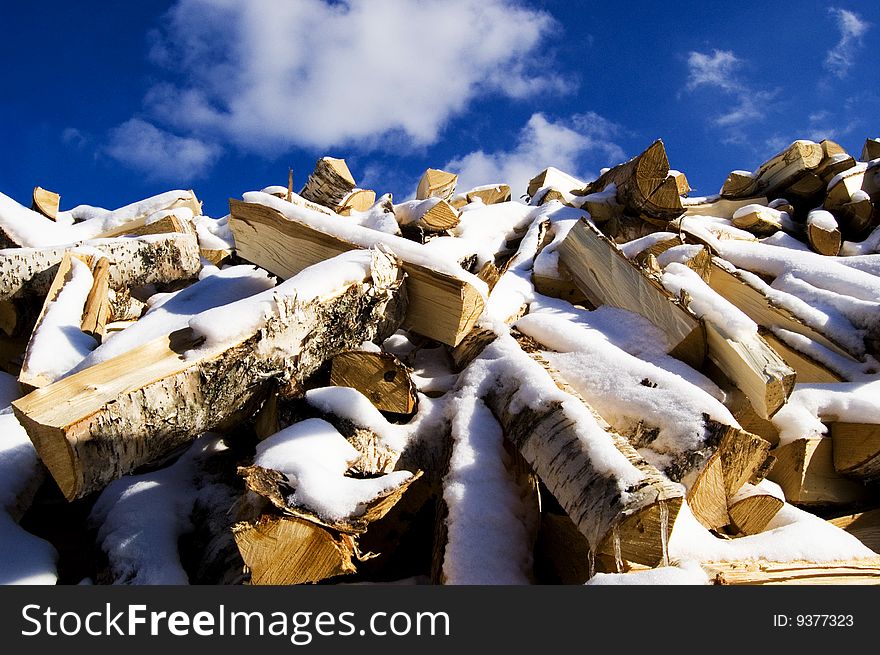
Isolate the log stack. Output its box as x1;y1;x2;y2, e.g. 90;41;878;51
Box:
2;134;880;587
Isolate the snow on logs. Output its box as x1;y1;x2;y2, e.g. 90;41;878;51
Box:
11;250;407;500
228;194;485;346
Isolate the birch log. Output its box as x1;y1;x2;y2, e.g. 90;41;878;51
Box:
12;250;407;500
0;233;201;301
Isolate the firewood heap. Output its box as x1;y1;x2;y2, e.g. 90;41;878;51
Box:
2;140;880;586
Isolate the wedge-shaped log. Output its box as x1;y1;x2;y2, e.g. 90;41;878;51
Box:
681;195;769;219
233;463;421;585
575;139;683;221
727;483;784;535
31;187;60;221
469;332;684;568
330;350;418;415
758;329;843;383
464;184;511;206
228;197;484;346
527;167;584;200
861;138;880;163
767;437;872;506
559;218;706;368
0;233;201;301
299;157;357;210
806;210;841;256
18;252;109;391
721;140;825;199
93;211;196;240
832;422;880;482
707;259;861;364
416;168;457;201
12;250;406;500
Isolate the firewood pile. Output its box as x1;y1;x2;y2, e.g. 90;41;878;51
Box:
2;139;880;586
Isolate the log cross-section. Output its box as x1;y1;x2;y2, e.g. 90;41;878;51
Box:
12;251;407;500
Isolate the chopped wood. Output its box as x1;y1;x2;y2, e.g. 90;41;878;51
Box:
11;250;407;500
228;198;485;346
704;557;880;584
336;188;377;215
31;187;60;221
416;168;457;201
669;170;691;196
233;464;421;585
107;287;145;322
831;422;880;482
234;514;358;585
80;256;110;342
829;508;880;554
727;484;784;535
299;156;357;210
707;258;861;363
767;437;872;506
575;139;684;222
805;210;842;256
396;198;460;234
861;138;880;163
681;195;769;219
558;218;706;369
93;210;196;240
18;252;109;391
527;167;584;200
329;350;418;415
731;205;784;236
0;233;201;301
464;184;511;205
475;332;684;567
758;328;843;383
721;140;825;199
703;324;795;420
449;325;498;372
835;196;876;240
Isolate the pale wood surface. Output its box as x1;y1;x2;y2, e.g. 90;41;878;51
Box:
228;199;484;346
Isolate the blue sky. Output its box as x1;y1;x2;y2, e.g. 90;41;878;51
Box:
1;1;877;218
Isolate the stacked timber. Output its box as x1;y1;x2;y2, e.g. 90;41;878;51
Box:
2;134;880;587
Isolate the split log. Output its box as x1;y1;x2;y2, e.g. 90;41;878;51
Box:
727;483;784;535
0;233;201;301
835;196;876;240
861;138;880;163
669;170;691;196
31;187;60;221
561;219;794;418
12;250;407;500
299;157;357;210
471;332;685;567
707;258;862;363
233;464;421;585
336;189;377;216
574;139;683;222
416;169;458;201
806;209;842;256
107;287;146;323
829;508;880;554
681;195;769;219
731;204;784;236
767;437;872;506
831;422;880;482
721;140;825;199
759;328;843;384
18;252;109;391
704;557;880;584
558;218;706;369
527;167;584;200
464;184;511;205
329;350;418;415
93;211;196;240
228;197;485;346
394;198;460;235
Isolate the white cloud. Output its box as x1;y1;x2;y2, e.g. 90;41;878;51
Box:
825;8;870;78
61;127;88;149
104;119;221;182
444;112;626;198
685;49;777;131
145;0;566;154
